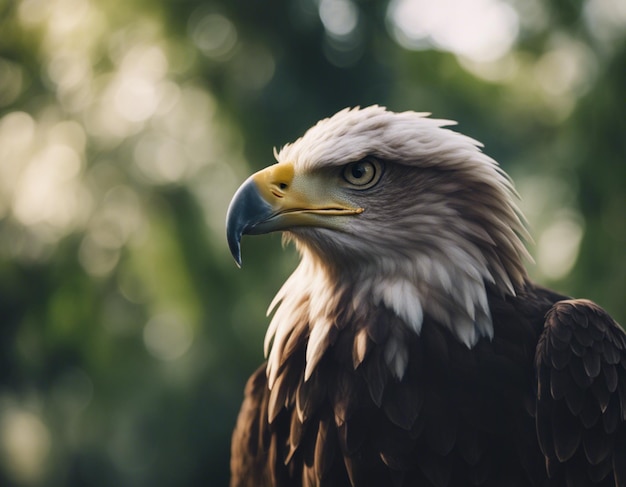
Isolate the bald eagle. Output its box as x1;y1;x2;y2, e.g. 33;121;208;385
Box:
226;106;625;487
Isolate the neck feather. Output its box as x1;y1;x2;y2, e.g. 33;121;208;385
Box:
264;242;520;386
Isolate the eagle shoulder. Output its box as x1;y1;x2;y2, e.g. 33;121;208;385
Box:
535;298;626;486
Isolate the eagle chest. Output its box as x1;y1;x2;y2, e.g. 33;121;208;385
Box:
250;312;542;487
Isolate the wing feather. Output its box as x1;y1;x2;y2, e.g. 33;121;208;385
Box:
285;408;305;465
582;422;611;465
551;399;581;461
268;372;290;423
359;347;389;407
296;364;326;423
313;418;336;481
381;379;424;431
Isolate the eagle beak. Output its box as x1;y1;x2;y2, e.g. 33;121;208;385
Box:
226;162;363;266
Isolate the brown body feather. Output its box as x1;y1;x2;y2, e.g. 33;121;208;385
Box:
230;284;626;487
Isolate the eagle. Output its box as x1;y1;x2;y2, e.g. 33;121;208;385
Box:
225;106;626;487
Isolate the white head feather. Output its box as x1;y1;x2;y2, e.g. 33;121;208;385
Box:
265;106;531;384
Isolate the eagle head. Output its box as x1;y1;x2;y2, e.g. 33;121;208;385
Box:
226;106;531;380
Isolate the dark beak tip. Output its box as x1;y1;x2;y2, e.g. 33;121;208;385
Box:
225;177;273;268
233;249;243;268
226;228;243;268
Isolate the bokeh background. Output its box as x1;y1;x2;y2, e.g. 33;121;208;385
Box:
0;0;624;485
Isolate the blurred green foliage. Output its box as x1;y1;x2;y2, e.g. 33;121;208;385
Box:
0;0;624;485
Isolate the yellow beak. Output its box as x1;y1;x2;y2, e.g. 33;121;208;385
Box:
226;162;363;266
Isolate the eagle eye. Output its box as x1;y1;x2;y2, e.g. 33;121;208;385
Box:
342;158;382;189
